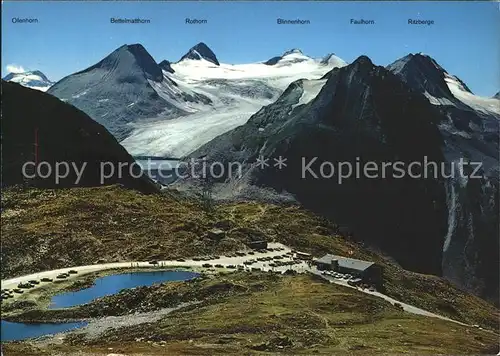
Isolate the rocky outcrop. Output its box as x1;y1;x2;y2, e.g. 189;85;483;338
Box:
179;42;220;66
2;80;157;192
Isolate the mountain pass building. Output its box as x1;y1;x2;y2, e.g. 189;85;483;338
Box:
314;254;382;286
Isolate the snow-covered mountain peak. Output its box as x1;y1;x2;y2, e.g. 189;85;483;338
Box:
282;48;303;56
3;70;54;91
263;48;313;67
179;42;220;66
320;53;348;67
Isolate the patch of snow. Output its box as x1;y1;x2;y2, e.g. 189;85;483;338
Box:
445;74;500;116
28;85;51;92
423;91;455;106
71;90;88;99
319;53;348;68
292;79;328;109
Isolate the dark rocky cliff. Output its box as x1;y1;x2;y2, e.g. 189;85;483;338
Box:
2;80;157;192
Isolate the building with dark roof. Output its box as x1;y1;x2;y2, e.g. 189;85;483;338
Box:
314;254;382;286
247;240;268;250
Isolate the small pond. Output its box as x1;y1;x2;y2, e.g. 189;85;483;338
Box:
49;270;199;309
0;320;88;342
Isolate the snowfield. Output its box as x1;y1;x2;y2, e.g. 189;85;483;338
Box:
121;52;347;157
445;73;500;116
292;79;328;109
123;104;264;157
3;71;54;92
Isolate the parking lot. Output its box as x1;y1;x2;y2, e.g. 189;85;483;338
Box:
1;243;306;301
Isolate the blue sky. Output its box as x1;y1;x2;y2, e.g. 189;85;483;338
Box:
2;1;499;96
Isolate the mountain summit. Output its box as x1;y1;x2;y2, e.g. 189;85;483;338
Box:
179;42;220;66
80;43;164;82
320;53;347;67
387;53;473;99
264;48;310;66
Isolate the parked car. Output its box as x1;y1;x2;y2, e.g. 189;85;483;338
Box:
28;280;40;285
176;258;186;262
227;265;236;269
68;270;78;274
202;263;213;268
41;277;53;282
56;274;68;279
214;264;224;268
13;289;24;294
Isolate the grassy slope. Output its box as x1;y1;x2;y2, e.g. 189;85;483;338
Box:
3;273;498;355
1;185;498;331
